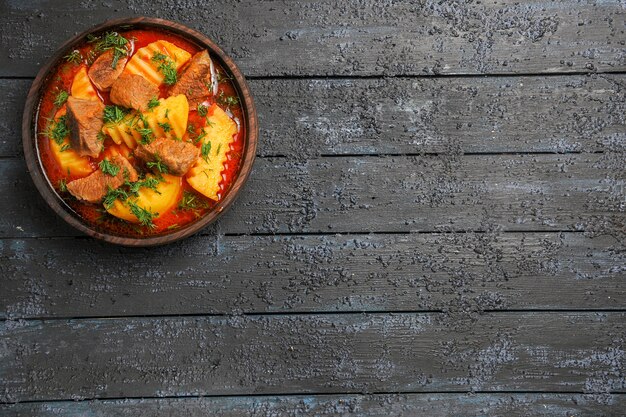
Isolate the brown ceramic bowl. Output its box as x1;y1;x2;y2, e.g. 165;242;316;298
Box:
22;17;258;246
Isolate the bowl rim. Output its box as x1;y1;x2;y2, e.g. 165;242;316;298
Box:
22;17;258;247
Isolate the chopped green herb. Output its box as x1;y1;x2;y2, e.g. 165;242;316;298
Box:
59;143;71;152
147;97;160;110
216;91;239;108
87;31;129;69
197;104;208;117
64;50;82;64
103;105;129;124
46;116;70;145
194;130;207;144
187;123;196;134
167;224;180;230
103;186;129;209
151;52;178;85
53;91;69;107
216;143;222;155
58;179;68;192
146;155;169;174
137;129;154;145
127;176;161;195
178;190;209;211
164;109;170;119
128;201;157;228
201;141;212;162
99;158;121;176
158;121;172;133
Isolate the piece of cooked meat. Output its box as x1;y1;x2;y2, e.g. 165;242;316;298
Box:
66;96;105;158
168;50;212;107
88;50;128;90
67;155;138;203
109;73;159;111
134;137;199;176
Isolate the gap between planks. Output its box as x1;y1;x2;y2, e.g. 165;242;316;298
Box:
0;228;586;240
2;308;624;323
2;390;626;406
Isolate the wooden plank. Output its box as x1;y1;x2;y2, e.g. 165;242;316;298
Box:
1;312;624;402
8;75;624;158
1;151;623;237
1;232;624;319
0;80;25;158
2;393;625;416
254;74;626;156
1;0;625;77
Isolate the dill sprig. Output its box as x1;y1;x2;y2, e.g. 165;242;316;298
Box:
151;52;178;85
87;31;129;69
99;159;121;177
128;201;157;228
64;50;82;64
103;105;129;125
46;116;70;145
201;141;212;162
53;91;69;107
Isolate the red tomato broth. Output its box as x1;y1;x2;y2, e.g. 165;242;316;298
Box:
36;28;245;238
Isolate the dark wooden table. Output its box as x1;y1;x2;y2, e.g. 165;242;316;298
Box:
1;1;625;416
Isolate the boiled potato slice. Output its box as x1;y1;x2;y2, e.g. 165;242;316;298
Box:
102;112;142;149
122;40;191;86
102;95;188;148
142;94;189;140
106;174;182;222
186;104;237;201
71;66;99;101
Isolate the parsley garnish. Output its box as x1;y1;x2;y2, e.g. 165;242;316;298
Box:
87;31;129;69
151;52;178;85
99;159;121;176
147;97;160;110
201;141;212;162
103;105;129;124
53;91;69;107
197;104;208;117
59;143;71;152
128;201;157;228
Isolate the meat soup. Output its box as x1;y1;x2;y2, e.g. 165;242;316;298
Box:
37;29;245;237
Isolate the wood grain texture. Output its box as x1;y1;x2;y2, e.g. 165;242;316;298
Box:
7;74;624;158
1;0;625;77
1;232;624;319
2;312;624;402
2;393;625;416
1;152;624;237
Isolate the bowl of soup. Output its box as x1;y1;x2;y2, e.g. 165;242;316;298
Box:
22;17;258;246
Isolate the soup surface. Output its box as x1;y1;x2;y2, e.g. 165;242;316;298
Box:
37;29;244;237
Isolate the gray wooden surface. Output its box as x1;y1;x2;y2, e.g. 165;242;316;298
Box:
1;0;625;416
